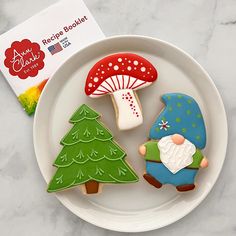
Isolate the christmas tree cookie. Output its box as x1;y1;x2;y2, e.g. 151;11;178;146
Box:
47;104;139;194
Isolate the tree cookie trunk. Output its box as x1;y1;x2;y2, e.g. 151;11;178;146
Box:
85;180;99;194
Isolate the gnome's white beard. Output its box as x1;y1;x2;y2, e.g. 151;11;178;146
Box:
158;135;196;174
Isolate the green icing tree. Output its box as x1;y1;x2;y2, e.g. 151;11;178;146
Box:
47;104;139;194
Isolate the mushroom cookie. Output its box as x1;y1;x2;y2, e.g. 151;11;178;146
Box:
139;93;208;192
85;53;158;130
47;104;139;194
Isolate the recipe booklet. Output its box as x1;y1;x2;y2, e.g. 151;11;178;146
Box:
0;0;104;115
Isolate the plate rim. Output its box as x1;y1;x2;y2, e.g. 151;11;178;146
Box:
33;35;228;232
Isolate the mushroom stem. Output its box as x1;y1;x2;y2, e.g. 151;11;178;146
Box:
112;89;143;130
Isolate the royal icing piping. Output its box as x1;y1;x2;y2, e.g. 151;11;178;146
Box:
149;93;206;149
157;135;196;174
85;53;158;130
47;104;139;193
112;89;143;130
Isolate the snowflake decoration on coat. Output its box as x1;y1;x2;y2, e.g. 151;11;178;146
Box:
159;120;170;131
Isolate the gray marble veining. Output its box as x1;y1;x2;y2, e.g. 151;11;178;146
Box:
0;0;235;235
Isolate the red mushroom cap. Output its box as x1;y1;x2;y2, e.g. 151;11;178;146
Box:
85;53;158;97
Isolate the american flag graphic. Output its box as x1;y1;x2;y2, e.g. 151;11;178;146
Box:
48;43;63;55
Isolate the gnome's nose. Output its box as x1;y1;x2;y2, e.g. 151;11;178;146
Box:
171;134;185;145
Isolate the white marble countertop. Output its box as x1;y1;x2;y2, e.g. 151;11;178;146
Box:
0;0;235;235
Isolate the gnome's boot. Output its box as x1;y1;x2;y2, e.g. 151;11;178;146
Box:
176;184;195;192
143;174;162;189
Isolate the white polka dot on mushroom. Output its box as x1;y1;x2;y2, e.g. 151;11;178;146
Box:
141;67;146;72
118;58;122;62
114;65;119;70
102;71;105;74
134;60;138;65
94;77;99;82
127;66;132;71
88;83;92;87
108;63;112;67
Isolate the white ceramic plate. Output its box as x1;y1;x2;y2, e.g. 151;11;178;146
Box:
33;36;228;232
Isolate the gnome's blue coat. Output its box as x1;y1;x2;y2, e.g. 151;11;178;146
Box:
146;162;198;186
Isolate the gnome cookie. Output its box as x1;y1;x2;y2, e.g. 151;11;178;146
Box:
139;93;208;192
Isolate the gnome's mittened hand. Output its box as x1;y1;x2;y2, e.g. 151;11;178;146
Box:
139;145;146;156
200;157;208;168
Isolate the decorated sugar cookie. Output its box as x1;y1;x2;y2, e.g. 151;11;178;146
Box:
47;104;139;194
139;93;208;192
85;53;158;130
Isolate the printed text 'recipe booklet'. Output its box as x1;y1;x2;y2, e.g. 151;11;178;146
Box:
0;0;104;115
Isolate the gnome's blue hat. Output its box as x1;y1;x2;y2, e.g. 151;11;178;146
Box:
149;93;206;149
